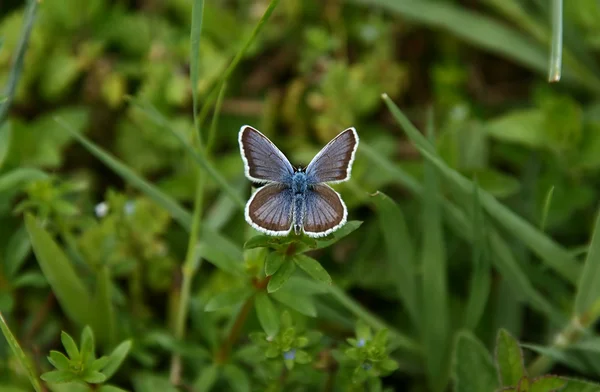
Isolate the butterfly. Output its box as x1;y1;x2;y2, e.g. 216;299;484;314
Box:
238;125;359;238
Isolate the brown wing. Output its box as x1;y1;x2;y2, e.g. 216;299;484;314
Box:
303;184;347;237
245;183;293;235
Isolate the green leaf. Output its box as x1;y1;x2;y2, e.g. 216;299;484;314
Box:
40;370;76;383
265;252;285;276
25;214;92;327
560;378;600;392
295;350;311;364
0;312;43;391
453;331;499;392
574;208;600;317
267;259;296;293
55;118;192;230
4;223;32;279
61;331;80;361
133;373;179;392
190;0;205;129
521;344;590;375
518;377;531;392
495;329;526;387
197;242;244;276
48;351;70;371
91;266;115;346
80;326;95;365
464;181;491;330
82;370;106;384
279;276;329;295
0;122;11;169
244;235;276;250
0;0;38;123
205;287;253;312
421;112;450;392
194;363;219;392
293;254;332;285
371;191;419;328
530;375;566;392
98;386;130;392
486;110;546;148
0;168;48;194
101;340;132;380
128;97;245;209
271;289;317;317
222;364;251;392
89;356;110;372
381;95;579;284
311;221;363;250
255;292;280;337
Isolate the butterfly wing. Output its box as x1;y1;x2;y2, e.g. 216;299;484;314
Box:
245;183;294;235
239;125;294;183
305;128;359;184
303;184;347;237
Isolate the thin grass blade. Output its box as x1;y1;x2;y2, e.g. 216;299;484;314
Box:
190;0;205;132
540;186;554;232
574;208;600;318
548;0;563;82
0;312;43;392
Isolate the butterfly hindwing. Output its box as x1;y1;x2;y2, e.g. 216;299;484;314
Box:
239;125;294;183
245;183;294;235
306;128;359;184
303;184;347;238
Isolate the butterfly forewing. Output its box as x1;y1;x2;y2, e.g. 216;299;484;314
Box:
306;128;359;184
245;183;294;235
239;126;294;183
303;184;347;237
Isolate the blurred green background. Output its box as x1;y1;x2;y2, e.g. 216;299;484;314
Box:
3;0;600;391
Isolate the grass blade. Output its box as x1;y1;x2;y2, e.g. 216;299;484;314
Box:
128;97;245;209
0;122;11;169
92;266;116;346
381;94;579;284
540;186;554;232
0;0;38;124
574;208;600;318
548;0;563;82
25;214;92;327
0;312;43;392
190;0;205;133
371;192;419;327
55;117;192;230
421;112;450;392
464;181;491;330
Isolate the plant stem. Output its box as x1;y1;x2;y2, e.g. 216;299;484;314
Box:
215;295;256;363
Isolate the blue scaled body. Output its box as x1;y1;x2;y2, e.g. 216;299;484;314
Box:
291;169;310;235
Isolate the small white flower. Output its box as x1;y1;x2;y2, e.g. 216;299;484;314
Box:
95;202;109;218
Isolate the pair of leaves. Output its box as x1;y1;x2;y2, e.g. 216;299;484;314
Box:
265;253;332;293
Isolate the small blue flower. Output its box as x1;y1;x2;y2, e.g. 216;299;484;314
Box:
283;349;296;360
357;338;366;347
362;362;372;370
124;201;136;215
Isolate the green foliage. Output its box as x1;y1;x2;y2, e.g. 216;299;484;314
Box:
4;0;600;390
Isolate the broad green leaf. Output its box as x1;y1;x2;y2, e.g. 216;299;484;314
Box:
560;378;600;392
381;95;579;284
80;326;95;365
4;223;31;279
518;377;530;392
40;370;76;383
0;168;48;194
128;97;244;209
222;364;251;392
311;221;363;250
101;340;132;380
190;0;205;130
267;259;296;293
280;276;329;295
25;214;92;327
0;0;38;123
244;235;276;250
495;329;526;387
348;0;595;91
271;289;317;317
421;114;450;392
194;364;219;392
464;181;491;330
48;351;70;371
61;332;79;361
255;292;280;337
92;266;115;346
0;122;11;169
55;118;192;230
82;371;106;384
486;110;546;148
574;209;600;317
0;312;43;392
197;242;244;276
453;331;498;392
293;254;332;285
530;375;566;392
371;192;419;328
205;287;253;312
265;252;285;276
